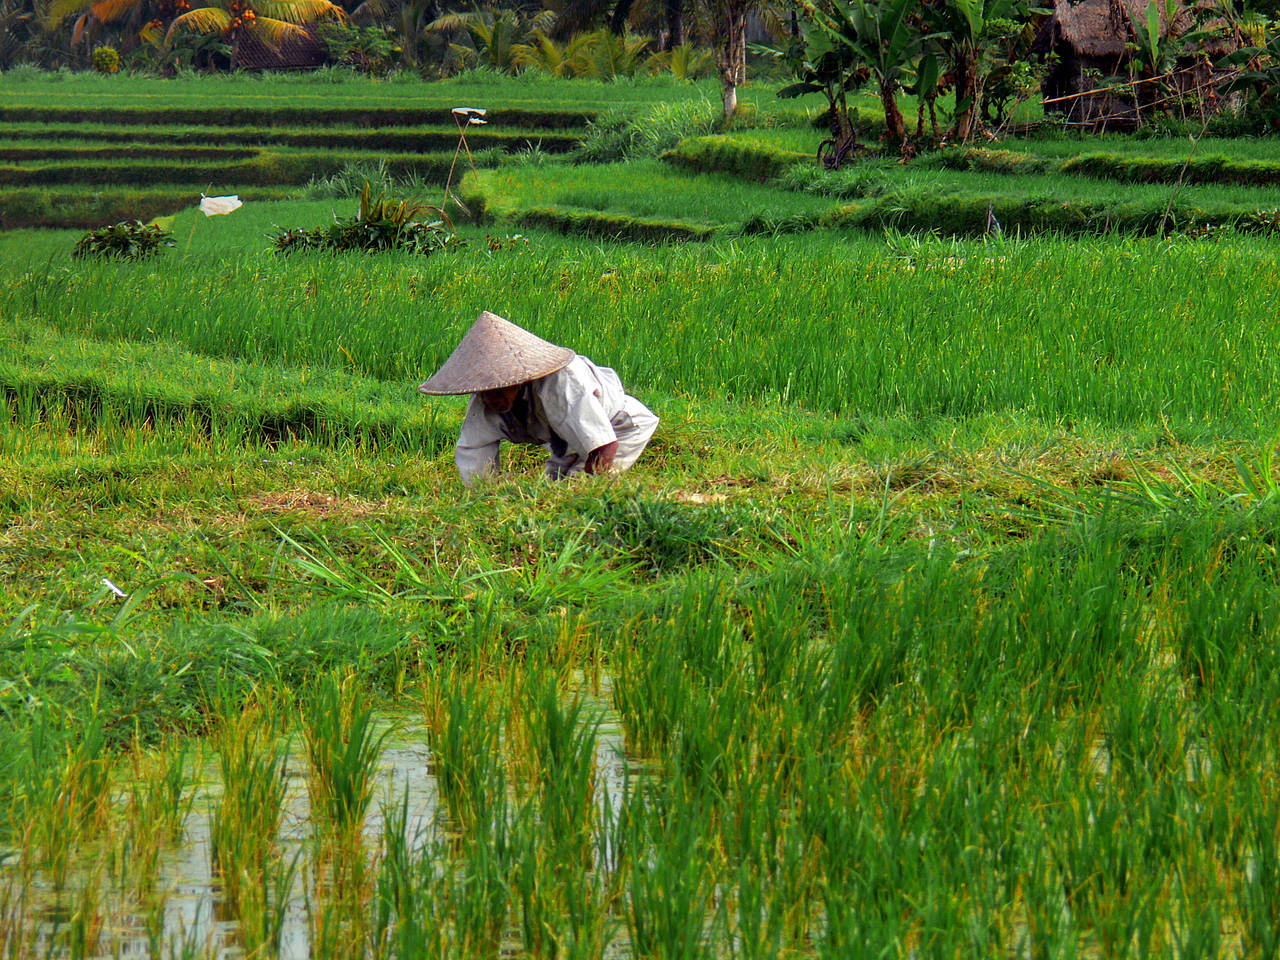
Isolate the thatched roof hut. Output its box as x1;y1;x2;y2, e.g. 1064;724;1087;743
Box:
232;26;328;70
1034;0;1237;127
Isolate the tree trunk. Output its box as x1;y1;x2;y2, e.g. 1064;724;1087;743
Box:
880;79;905;146
662;0;684;49
723;82;738;116
952;48;978;141
714;0;745;118
608;0;635;35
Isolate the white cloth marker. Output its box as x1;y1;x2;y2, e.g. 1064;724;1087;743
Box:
199;195;243;216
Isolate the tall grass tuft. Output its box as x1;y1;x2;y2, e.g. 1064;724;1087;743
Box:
302;672;389;838
208;710;291;955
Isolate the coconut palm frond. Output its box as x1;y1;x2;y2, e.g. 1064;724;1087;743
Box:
757;3;789;41
70;9;91;41
247;14;309;44
348;0;388;25
46;0;91;27
255;0;342;23
425;9;475;33
527;7;556;34
139;18;163;41
165;5;230;40
89;0;141;22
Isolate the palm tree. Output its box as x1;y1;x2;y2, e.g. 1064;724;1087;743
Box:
705;0;748;115
349;0;437;67
164;0;344;57
425;6;555;72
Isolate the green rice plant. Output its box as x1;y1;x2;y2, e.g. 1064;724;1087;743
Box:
587;496;744;573
241;848;302;960
666;675;754;800
623;785;715;960
575;99;719;162
274;524;454;608
301;157;397;199
17;716;112;888
502;521;642;614
370;792;449;957
208;712;289;937
302;672;390;838
662;135;808;182
1235;789;1280;957
446;787;519;958
519;672;600;864
513;819;615;960
611;635;690;757
422;676;505;828
121;741;193;898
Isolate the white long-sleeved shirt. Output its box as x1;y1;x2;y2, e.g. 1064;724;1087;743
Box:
455;355;651;482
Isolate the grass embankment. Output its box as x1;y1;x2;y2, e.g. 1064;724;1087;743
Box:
0;122;583;152
0;68;805;115
467;144;1280;238
464;160;831;239
931;144;1280;187
645;133;1280;237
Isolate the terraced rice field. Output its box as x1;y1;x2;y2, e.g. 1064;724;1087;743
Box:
0;84;597;228
4;70;1280;959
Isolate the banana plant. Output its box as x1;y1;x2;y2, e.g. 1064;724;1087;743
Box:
777;25;864;146
1220;22;1280;129
918;0;1022;141
804;0;924;146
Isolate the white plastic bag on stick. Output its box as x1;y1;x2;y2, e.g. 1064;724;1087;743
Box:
199;195;243;216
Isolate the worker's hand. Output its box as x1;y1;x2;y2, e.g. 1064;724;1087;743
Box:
585;441;619;475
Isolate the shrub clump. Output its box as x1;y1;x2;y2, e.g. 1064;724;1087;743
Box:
273;181;459;255
91;46;120;74
72;219;173;260
575;100;719;162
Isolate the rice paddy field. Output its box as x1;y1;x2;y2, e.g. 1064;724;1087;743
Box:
4;68;1280;959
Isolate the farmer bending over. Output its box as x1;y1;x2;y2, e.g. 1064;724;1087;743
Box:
420;311;658;484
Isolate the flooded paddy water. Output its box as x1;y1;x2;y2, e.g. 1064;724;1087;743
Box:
2;683;639;960
8;530;1280;960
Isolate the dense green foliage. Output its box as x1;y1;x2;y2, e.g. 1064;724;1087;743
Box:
71;218;173;259
274;182;460;254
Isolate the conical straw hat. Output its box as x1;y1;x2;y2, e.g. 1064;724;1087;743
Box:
418;311;575;395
